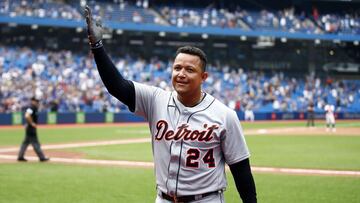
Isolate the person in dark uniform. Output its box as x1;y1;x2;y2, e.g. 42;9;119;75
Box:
306;100;315;127
17;97;49;162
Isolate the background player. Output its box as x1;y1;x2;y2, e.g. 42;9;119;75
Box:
17;97;49;162
324;103;336;132
85;6;256;203
244;104;255;122
307;100;315;127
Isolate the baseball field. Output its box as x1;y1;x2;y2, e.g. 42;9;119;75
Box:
0;120;359;203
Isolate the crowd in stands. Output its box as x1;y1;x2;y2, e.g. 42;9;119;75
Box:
0;0;359;35
0;0;82;20
0;1;359;113
1;45;359;114
159;6;324;34
316;13;360;35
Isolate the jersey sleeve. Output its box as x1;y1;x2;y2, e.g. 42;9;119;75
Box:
325;105;330;112
133;81;160;121
25;108;33;115
222;110;250;165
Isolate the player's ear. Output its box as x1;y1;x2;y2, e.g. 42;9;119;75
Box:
201;71;208;82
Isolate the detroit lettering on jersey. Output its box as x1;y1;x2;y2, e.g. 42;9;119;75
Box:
155;120;219;142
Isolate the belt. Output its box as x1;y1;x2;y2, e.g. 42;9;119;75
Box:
161;191;219;203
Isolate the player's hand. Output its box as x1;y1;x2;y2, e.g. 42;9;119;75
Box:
84;5;103;46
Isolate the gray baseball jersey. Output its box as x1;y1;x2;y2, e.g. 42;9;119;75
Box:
133;82;250;197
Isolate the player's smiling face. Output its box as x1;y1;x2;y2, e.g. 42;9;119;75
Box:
172;53;208;99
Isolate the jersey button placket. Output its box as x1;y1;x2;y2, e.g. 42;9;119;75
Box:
167;113;187;196
167;141;181;195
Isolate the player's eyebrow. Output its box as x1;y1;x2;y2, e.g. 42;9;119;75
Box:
173;63;196;68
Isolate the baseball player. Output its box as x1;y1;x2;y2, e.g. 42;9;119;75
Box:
306;100;315;127
244;104;255;122
85;6;256;203
324;103;336;132
17;97;49;162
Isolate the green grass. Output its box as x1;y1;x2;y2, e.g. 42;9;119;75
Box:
0;163;156;203
0;163;359;203
1;121;360;203
251;173;360;203
0;120;358;147
62;135;360;170
241;120;360;129
247;135;360;170
68;143;154;162
241;121;312;129
0;126;150;147
2;121;358;170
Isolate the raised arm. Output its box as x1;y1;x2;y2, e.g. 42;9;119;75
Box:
84;5;135;111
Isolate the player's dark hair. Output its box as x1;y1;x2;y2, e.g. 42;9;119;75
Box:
31;97;39;103
175;46;207;72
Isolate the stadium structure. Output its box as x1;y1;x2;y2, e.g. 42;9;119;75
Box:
0;0;359;124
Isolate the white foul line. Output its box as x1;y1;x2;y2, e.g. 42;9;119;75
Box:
0;138;151;153
0;154;359;177
1;134;359;177
0;154;154;168
251;166;360;176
